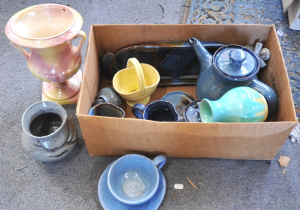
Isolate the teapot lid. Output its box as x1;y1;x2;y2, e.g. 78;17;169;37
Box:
213;45;259;79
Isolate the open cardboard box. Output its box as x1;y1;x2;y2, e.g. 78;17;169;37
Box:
76;24;297;160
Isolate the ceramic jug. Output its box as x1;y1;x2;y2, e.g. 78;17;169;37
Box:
21;101;77;162
189;37;278;117
200;87;268;123
5;4;86;104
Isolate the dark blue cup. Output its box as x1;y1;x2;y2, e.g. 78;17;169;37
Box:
132;100;180;122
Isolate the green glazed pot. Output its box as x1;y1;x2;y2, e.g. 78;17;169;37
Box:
200;86;268;123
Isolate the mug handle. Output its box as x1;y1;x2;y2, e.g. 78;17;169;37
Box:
153;155;166;170
247;77;278;118
12;42;29;61
126;58;146;96
73;30;86;53
132;103;145;119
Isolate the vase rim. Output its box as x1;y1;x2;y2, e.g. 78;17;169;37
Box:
22;101;67;140
5;3;83;48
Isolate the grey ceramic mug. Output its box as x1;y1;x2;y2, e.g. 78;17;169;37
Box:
89;102;125;118
132;100;181;122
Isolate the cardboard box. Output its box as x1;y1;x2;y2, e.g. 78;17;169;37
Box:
76;24;297;160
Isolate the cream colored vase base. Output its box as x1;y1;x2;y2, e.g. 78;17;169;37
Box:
42;70;82;105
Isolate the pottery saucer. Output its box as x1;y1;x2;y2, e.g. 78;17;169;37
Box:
184;100;202;122
161;91;195;121
98;163;166;210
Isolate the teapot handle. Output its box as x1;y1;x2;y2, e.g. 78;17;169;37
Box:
12;42;29;61
126;58;146;96
247;77;278;118
73;30;86;53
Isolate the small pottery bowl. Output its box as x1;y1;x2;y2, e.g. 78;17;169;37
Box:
161;91;195;121
184;100;202;122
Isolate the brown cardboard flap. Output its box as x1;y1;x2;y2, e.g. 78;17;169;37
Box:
78;115;296;159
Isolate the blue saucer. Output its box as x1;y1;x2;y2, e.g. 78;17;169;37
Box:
98;163;166;210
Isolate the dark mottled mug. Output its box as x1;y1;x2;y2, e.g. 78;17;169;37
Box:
132;100;181;122
89;103;125;118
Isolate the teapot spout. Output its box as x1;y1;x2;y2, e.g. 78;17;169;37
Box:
189;37;213;73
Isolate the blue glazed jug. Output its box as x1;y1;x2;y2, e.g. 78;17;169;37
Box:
189;37;278;117
200;87;268;123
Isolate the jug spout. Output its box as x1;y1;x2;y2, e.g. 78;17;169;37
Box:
189;37;213;73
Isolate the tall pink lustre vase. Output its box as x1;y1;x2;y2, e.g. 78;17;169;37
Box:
5;3;86;104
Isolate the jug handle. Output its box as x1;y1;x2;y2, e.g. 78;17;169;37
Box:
132;103;146;119
73;30;86;53
12;42;29;61
248;77;278;117
126;58;146;96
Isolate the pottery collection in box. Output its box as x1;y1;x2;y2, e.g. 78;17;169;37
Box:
5;3;298;210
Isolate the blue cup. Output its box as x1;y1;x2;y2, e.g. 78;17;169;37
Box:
132;100;180;121
107;154;166;205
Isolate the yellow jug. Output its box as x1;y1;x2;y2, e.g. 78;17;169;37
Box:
113;58;160;107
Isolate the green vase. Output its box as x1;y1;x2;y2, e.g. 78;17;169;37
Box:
200;87;268;123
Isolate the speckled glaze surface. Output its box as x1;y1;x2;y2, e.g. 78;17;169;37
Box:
200;87;268;123
21;101;77;162
5;4;86;104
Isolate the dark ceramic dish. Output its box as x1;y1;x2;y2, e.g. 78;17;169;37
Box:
183;100;202;122
161;91;195;121
101;41;225;86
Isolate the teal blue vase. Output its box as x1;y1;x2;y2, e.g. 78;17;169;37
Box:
200;87;268;123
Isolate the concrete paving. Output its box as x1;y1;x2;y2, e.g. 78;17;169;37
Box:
1;0;300;209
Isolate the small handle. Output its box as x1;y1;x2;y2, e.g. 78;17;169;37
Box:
73;30;86;53
132;103;146;119
12;42;29;61
248;77;278;118
126;58;146;96
153;155;166;170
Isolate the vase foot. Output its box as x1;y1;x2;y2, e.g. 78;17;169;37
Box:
42;70;82;105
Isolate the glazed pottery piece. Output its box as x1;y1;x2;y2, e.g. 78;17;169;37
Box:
98;163;166;210
95;87;123;107
91;98;106;108
102;41;225;85
161;91;195;121
107;154;166;205
5;4;86;105
132;100;181;122
200;87;268;123
189;37;278;117
21;101;77;162
113;58;160;107
184;100;202;122
88;103;125;118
